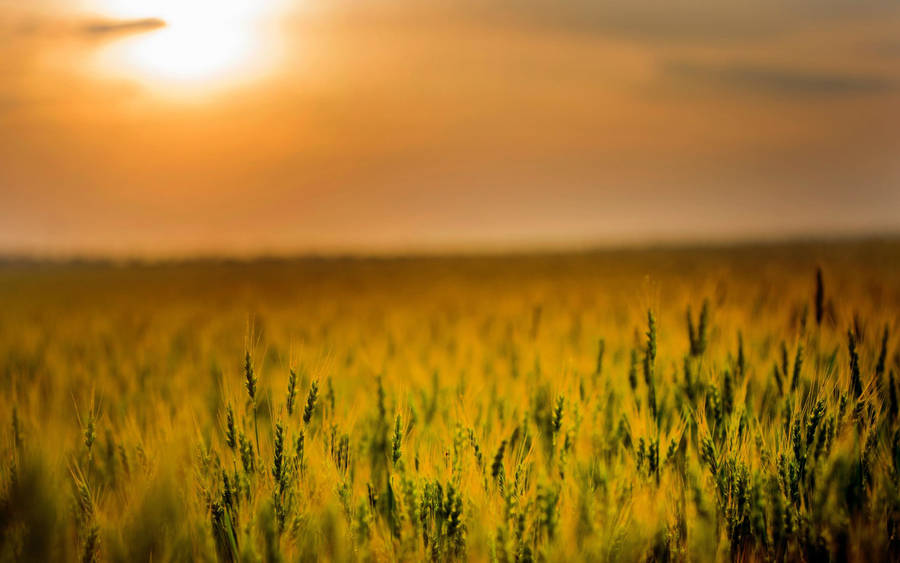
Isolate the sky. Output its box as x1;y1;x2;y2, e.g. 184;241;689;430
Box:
1;0;899;256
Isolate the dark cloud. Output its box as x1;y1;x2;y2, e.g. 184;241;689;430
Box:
80;18;166;36
663;60;896;96
871;39;900;58
0;17;165;39
455;0;900;43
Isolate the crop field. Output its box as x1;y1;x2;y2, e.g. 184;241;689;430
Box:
1;241;899;562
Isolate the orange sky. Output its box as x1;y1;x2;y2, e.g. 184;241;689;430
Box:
1;0;899;256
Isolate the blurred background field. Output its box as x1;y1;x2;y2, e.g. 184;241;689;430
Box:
1;240;899;561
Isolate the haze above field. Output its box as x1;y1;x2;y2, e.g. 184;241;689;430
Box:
1;0;899;256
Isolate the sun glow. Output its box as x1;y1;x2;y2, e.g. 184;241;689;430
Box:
93;0;284;95
117;23;254;82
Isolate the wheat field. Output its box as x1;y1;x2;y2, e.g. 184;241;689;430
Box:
1;241;899;562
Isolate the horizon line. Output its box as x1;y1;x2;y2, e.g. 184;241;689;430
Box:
1;231;897;266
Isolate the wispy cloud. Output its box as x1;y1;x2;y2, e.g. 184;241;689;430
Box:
663;60;895;97
422;0;900;44
80;18;166;36
870;39;900;58
1;16;165;39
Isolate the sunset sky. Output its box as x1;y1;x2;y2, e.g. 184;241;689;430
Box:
1;0;899;256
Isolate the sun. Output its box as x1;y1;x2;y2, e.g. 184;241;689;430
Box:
116;22;254;82
92;0;284;95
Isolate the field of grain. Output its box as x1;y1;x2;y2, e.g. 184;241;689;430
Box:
1;242;899;561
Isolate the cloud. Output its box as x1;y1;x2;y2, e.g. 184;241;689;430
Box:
458;0;900;44
662;60;896;97
0;17;165;40
80;18;166;36
871;39;900;58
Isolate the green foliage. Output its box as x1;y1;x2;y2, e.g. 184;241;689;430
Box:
302;380;319;426
224;405;237;451
687;300;710;358
849;331;863;398
391;414;403;465
815;267;825;327
286;369;297;416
